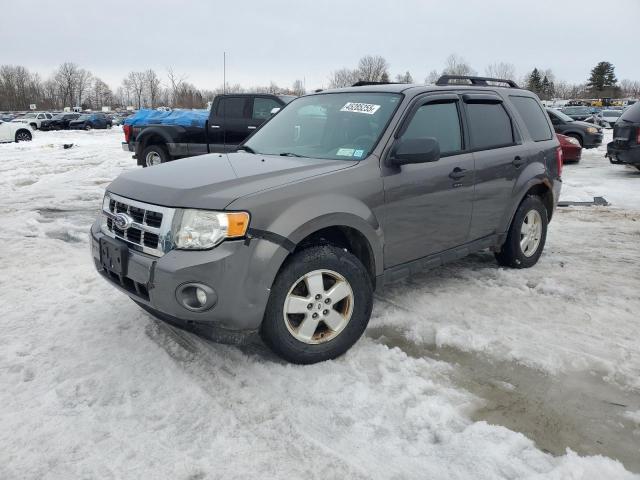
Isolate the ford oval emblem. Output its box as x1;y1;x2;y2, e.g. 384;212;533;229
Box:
114;212;133;230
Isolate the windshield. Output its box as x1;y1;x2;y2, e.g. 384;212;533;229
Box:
53;114;65;119
549;108;574;122
22;113;36;119
243;92;402;160
619;103;640;123
77;115;90;120
602;110;621;117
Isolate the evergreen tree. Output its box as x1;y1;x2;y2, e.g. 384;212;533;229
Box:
587;61;617;92
527;68;543;95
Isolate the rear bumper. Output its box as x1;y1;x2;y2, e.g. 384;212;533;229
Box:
607;143;640;165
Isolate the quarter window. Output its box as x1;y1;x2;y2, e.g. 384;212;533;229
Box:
402;102;462;155
510;96;553;141
466;103;514;150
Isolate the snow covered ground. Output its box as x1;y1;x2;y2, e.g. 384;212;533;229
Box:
0;128;639;479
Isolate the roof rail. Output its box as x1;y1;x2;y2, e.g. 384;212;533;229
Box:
351;80;402;87
435;75;520;88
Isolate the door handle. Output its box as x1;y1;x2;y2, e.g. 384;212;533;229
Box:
448;167;467;180
211;125;220;129
247;126;257;130
512;156;525;167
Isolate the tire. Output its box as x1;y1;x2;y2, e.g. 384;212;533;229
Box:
261;245;373;364
15;130;32;142
567;134;583;148
495;195;548;269
141;144;170;167
30;123;38;130
84;123;92;131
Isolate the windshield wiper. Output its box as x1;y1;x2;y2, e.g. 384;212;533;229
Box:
236;145;256;154
279;152;304;158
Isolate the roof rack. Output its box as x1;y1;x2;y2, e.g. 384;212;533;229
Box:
435;75;520;88
351;81;402;87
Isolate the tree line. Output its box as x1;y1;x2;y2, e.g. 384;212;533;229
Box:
1;56;638;111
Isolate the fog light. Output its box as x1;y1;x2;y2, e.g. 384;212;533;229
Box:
176;283;217;312
196;287;207;306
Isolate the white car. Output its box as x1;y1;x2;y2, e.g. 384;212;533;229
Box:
596;109;622;129
0;120;33;143
11;112;54;130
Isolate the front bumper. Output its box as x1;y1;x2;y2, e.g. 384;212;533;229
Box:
90;220;287;334
583;131;603;149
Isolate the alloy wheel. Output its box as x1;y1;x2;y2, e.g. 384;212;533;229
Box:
520;210;542;257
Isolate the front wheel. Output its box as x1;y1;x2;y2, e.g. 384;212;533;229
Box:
495;195;548;268
84;124;92;131
261;245;373;364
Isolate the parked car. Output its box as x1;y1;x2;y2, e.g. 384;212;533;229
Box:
595;109;622;129
0;119;33;143
560;106;593;121
557;133;581;162
607;101;640;171
122;93;295;167
91;75;562;364
546;108;603;148
69;113;113;130
1;113;17;122
11;112;54;130
40;113;81;131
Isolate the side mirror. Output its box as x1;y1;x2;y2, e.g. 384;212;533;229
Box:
270;107;281;116
390;137;440;166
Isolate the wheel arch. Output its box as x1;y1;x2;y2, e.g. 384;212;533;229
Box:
503;178;555;233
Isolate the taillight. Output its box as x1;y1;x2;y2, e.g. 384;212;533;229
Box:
556;146;563;177
636;127;640;145
123;124;132;143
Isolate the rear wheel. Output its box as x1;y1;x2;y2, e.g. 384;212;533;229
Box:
142;144;170;167
30;123;38;130
84;123;92;131
15;130;32;142
261;245;373;364
495;195;548;268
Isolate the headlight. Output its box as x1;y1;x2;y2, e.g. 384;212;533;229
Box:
174;209;250;250
586;127;598;134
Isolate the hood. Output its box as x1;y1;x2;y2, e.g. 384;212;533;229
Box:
573;120;600;129
107;151;357;209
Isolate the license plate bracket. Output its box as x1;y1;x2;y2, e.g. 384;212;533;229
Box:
100;237;128;276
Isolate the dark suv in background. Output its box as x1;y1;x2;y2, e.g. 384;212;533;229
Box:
91;76;562;364
607;102;640;170
40;113;81;130
69;113;112;130
546;108;603;148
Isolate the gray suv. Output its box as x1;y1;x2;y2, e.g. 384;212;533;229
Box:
91;75;562;364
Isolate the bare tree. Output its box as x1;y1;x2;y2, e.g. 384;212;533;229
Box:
126;71;146;109
357;55;390;82
395;71;414;83
166;67;187;107
442;54;476;77
75;68;93;109
291;79;305;96
54;62;80;108
144;69;161;108
484;62;516;81
425;69;440;84
328;68;360;88
91;78;113;109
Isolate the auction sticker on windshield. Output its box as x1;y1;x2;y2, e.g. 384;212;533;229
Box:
340;102;381;115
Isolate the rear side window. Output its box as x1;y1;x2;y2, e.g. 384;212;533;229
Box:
216;97;246;118
620;103;640;123
509;96;553;141
466;103;514;150
402;102;462;155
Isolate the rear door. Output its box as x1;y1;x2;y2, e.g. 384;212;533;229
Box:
464;93;525;240
381;93;475;266
0;122;11;142
208;96;249;151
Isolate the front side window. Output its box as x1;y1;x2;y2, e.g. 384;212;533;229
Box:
252;97;281;120
216;97;246;118
244;92;402;160
510;96;553;141
466;102;514;150
401;101;462;155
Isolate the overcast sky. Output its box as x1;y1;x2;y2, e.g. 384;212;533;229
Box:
2;0;638;91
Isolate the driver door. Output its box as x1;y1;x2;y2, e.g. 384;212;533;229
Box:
381;94;474;267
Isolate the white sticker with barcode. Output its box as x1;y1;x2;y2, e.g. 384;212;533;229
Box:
340;102;381;115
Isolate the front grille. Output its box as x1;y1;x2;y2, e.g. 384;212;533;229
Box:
101;193;175;257
102;266;149;300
